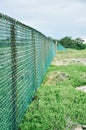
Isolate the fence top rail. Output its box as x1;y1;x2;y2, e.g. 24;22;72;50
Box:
0;12;48;39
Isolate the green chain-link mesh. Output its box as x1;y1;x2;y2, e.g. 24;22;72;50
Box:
0;13;57;130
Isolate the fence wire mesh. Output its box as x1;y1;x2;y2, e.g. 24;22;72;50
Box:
0;13;57;130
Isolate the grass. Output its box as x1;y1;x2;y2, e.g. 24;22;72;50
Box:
56;49;86;60
20;49;86;130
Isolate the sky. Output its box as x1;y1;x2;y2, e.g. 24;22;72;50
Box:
0;0;86;41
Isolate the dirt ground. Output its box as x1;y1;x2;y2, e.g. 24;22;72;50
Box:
73;125;83;130
74;125;86;130
76;86;86;93
52;58;86;66
45;71;69;85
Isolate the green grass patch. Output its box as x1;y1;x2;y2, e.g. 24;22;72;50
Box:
20;49;86;130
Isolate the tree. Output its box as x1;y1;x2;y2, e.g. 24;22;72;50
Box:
58;37;86;50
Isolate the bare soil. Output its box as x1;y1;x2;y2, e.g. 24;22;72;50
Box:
52;58;86;66
45;71;69;85
76;86;86;93
73;125;83;130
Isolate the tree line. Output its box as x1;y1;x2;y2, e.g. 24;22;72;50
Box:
58;37;86;50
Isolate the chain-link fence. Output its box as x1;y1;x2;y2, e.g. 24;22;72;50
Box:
0;13;57;130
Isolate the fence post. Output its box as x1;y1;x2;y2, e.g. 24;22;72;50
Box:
55;40;57;55
32;30;37;91
10;23;17;130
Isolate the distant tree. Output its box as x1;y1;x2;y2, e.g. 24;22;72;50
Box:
58;36;86;50
74;38;85;49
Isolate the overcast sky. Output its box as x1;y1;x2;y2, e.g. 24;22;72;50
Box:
0;0;86;40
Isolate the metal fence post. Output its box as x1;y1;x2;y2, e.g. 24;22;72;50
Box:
10;23;17;130
32;30;37;91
